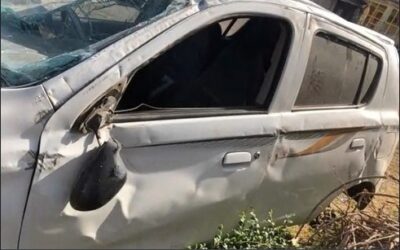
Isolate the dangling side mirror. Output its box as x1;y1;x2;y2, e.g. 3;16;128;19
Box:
70;139;127;211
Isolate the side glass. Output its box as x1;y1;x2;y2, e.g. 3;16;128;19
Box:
295;33;368;107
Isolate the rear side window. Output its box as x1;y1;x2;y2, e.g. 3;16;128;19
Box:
295;33;381;108
359;55;380;103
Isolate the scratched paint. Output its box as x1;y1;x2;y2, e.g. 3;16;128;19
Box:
1;0;398;249
1;85;54;249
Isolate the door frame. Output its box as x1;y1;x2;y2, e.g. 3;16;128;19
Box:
18;2;308;248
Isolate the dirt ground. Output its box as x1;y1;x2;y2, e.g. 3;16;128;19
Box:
374;147;399;218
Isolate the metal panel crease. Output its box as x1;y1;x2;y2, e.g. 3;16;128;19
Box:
11;0;398;249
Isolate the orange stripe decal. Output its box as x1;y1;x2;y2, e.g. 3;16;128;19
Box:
292;131;343;157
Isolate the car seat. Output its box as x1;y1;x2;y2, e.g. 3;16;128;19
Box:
117;22;223;109
172;17;281;107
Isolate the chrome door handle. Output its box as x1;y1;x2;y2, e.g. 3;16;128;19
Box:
350;138;365;150
223;152;252;166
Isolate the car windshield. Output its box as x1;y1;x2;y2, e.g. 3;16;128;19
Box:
1;0;190;87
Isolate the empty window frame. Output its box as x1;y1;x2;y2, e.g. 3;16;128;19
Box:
294;32;382;108
116;16;292;119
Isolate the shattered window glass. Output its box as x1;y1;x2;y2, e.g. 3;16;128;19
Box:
1;0;190;88
117;16;292;112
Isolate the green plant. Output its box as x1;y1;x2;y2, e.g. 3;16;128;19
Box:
189;210;294;249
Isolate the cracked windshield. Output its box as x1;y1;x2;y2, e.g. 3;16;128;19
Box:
1;0;189;87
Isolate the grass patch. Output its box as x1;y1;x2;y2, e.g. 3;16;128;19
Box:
189;210;295;249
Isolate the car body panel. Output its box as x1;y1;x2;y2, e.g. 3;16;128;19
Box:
1;0;398;249
1;85;54;249
18;2;310;248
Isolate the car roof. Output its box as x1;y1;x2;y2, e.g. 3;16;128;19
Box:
205;0;395;47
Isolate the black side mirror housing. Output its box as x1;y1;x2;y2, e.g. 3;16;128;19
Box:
70;139;127;211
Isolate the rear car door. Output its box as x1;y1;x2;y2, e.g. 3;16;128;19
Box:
267;14;388;219
19;3;307;249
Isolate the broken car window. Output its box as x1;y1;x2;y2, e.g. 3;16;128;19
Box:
1;0;190;87
117;16;292;112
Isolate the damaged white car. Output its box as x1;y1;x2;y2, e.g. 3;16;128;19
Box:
1;0;399;249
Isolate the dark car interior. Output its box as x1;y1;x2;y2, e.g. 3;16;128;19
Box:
117;16;292;111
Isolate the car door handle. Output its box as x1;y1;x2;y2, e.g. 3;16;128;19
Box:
223;152;253;166
350;138;365;150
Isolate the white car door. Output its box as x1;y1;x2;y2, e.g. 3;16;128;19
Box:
274;15;389;216
18;2;307;249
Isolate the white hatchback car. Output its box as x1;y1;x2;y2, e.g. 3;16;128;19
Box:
1;0;399;249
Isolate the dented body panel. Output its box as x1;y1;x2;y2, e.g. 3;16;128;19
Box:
1;85;54;249
1;0;398;249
